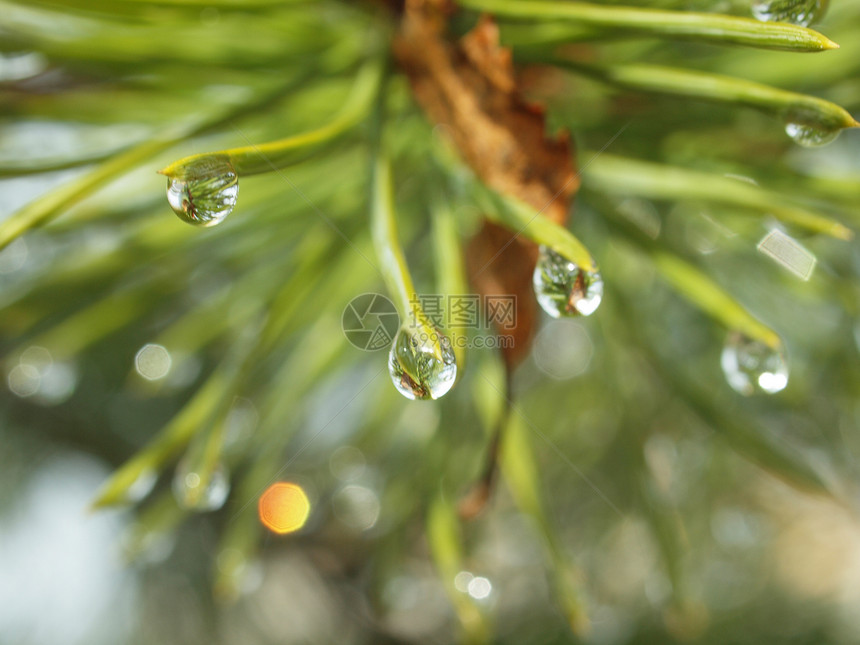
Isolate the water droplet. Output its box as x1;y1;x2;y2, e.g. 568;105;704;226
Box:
784;122;840;148
533;245;603;318
751;0;827;26
166;157;238;227
387;326;457;400
721;332;789;395
172;460;230;511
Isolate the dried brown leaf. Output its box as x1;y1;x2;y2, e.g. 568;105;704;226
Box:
394;3;578;365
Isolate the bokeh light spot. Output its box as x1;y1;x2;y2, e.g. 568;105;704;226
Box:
135;343;172;380
467;576;492;600
8;364;40;397
258;482;310;535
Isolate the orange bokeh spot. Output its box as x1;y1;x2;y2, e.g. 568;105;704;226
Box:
258;482;310;534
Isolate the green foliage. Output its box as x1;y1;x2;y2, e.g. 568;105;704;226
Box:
2;0;860;643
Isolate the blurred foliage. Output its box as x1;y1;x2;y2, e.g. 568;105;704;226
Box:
2;0;860;643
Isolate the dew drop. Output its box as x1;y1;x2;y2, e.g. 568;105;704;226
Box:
721;332;789;395
751;0;827;26
166;157;238;227
388;326;457;400
172;460;230;511
784;122;840;148
533;245;603;318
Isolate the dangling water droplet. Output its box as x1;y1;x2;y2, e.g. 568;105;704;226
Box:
784;121;840;148
166;157;238;227
172;460;230;511
533;245;603;318
751;0;827;26
388;325;457;400
721;332;789;395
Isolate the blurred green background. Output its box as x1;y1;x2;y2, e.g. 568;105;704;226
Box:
2;0;860;643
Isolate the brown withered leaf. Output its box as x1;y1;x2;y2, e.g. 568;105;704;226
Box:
394;2;578;366
465;220;538;365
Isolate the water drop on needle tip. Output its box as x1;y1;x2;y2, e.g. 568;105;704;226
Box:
721;332;789;396
784;122;840;148
166;157;238;227
388;326;457;400
751;0;827;26
533;245;603;318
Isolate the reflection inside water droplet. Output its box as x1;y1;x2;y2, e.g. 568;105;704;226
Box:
166;157;238;227
721;332;789;395
533;245;603;318
172;460;230;511
751;0;827;26
784;122;840;148
387;325;457;400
